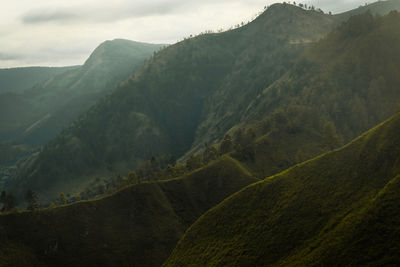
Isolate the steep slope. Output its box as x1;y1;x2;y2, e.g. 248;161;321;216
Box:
335;0;400;20
0;39;163;196
10;4;339;201
0;156;257;267
164;111;400;266
0;39;164;145
0;66;78;94
10;2;400;202
230;10;400;178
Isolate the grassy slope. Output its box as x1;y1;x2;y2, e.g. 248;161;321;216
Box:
0;156;257;267
237;126;325;179
164;113;400;266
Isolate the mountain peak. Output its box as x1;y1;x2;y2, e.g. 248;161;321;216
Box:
83;39;164;68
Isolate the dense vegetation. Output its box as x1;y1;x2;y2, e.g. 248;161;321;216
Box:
164;110;400;267
1;1;400;266
10;1;400;204
8;3;340;202
232;9;400;178
0;156;257;266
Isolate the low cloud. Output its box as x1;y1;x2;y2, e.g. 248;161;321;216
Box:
23;10;79;24
21;1;209;24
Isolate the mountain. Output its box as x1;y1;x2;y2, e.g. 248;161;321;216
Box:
0;156;257;267
8;4;339;201
336;0;400;21
232;9;400;178
0;39;165;145
9;1;400;203
0;39;163;193
164;111;400;266
1;1;400;266
0;66;78;94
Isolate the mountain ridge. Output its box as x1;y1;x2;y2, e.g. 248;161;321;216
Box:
9;3;340;201
6;1;400;203
164;110;400;266
0;156;257;266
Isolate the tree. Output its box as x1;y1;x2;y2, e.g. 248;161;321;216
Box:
220;134;233;155
0;191;6;212
203;145;219;164
233;128;245;150
186;154;203;171
1;192;16;212
25;189;39;211
233;128;256;150
128;171;139;184
0;191;6;204
322;121;342;150
59;193;67;205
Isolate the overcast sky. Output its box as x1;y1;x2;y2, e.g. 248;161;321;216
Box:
0;0;370;68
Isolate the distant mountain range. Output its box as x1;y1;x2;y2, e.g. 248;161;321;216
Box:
0;66;79;94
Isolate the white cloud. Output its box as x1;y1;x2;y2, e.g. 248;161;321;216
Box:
0;0;370;68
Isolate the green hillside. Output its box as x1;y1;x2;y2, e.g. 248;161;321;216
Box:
164;111;400;267
9;4;340;202
1;2;400;266
0;66;78;94
232;10;400;178
10;1;400;204
0;156;257;266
